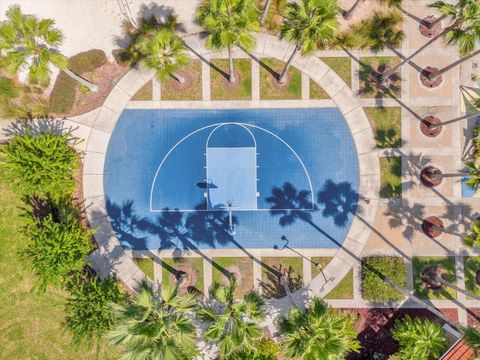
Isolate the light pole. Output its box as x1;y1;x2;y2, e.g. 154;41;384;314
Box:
274;236;327;282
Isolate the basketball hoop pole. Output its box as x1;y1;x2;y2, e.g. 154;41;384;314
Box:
227;200;235;235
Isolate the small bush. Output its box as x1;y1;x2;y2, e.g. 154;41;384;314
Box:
225;338;280;360
361;256;408;302
49;49;107;114
112;48;134;67
65;272;125;345
0;130;79;200
21;204;94;292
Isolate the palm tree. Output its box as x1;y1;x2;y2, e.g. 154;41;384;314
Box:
278;0;339;83
424;0;480;82
197;278;265;358
196;0;259;83
130;26;189;83
464;326;480;353
0;5;98;91
464;220;480;247
391;315;448;360
260;0;272;24
278;297;360;359
342;0;365;20
107;280;198;360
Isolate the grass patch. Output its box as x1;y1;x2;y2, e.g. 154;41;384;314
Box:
210;59;251;100
260;257;303;299
380;156;402;198
359;56;401;99
322;57;352;87
212;257;253;298
413;257;456;300
49;50;107;114
361;256;408;302
133;257;154;281
260;58;301;100
161;60;202;101
364;107;402;148
311;257;353;299
131;80;152;101
464;257;480;298
0;151;116;359
310;81;330;99
161;257;204;294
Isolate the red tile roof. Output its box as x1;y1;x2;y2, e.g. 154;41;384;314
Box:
442;340;475;360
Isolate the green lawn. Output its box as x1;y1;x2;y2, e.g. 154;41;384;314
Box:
211;257;254;298
311;257;353;299
161;60;202;101
131;80;152;101
261;257;303;299
210;58;252;100
133;257;154;281
260;58;301;100
380;157;402;198
161;257;204;294
0;153;116;359
413;257;456;300
359;56;401;98
364;107;402;148
464;257;480;298
361;256;408;302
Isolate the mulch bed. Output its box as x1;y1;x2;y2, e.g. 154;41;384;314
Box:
422;216;444;238
420;116;442;137
420;166;443;187
345;307;458;360
420;66;443;88
419;15;443;38
66;62;129;117
467;308;480;328
168;69;197;91
421;265;448;290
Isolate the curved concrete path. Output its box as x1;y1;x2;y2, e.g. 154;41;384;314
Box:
83;33;380;321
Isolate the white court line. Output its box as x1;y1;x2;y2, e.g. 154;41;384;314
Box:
150;122;315;212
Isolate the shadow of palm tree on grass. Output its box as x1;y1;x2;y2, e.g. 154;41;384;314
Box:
259;264;303;299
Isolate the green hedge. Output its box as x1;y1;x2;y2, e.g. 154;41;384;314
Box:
49;49;107;115
361;256;408;302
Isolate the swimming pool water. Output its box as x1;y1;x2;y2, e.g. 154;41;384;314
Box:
104;108;360;250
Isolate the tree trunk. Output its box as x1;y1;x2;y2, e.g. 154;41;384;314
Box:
380;31;444;83
382;275;459;329
431;172;467;179
63;68;99;92
170;72;185;84
260;0;272;25
279;46;299;83
429;112;480;130
428;48;480;82
436;275;480;302
228;47;235;83
342;0;365;21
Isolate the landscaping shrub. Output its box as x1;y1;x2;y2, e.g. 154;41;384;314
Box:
391;315;448;360
225;338;280;360
21;204;94;292
0;130;79;200
361;256;408;302
49;49;107;114
65;272;124;345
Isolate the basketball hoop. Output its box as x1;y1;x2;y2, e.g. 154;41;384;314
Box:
227;198;236;235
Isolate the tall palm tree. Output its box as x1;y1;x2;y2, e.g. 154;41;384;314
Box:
425;0;480;82
278;0;339;83
429;161;480;190
391;315;448;360
0;5;98;91
130;26;189;83
260;0;272;24
107;280;198;360
464;326;480;353
196;0;259;83
197;278;265;358
278;297;360;359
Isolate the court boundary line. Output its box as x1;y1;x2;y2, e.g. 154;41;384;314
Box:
149;121;315;212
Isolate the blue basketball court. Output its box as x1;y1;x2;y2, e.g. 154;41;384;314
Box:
104;108;359;250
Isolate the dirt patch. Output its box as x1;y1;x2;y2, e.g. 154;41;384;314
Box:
346;307;458;360
420;116;442;137
420;166;443;187
337;0;389;32
168;69;198;91
420;66;443;88
421;265;448;291
422;216;444;238
66;62;129;117
166;261;201;293
266;68;291;90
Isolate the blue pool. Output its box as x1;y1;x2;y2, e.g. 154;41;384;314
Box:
104;108;360;250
